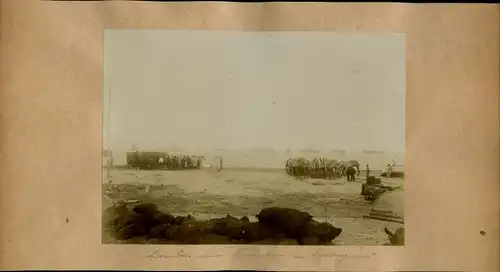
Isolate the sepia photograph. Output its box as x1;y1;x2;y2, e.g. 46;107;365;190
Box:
102;30;405;246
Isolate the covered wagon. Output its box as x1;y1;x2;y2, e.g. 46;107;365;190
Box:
126;151;205;170
126;151;168;170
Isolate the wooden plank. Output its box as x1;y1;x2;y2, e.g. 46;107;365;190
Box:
363;215;404;224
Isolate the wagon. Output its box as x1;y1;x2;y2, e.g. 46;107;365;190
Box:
361;176;401;201
126;151;167;170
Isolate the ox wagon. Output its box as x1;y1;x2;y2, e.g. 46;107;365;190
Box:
126;151;167;170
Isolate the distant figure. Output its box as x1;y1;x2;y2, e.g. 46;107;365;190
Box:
386;162;394;177
108;154;114;168
158;157;164;164
345;165;356;182
134;150;140;169
219;157;224;171
339;163;346;177
366;164;370;180
349;160;360;176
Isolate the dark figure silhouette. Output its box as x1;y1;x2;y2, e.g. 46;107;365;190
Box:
366;164;370;180
346;166;356;181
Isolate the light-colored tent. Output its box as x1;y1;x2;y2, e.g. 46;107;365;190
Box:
363;187;404;224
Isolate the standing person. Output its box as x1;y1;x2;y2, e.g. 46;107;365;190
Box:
366;164;370;180
340;164;346;177
386;162;393;178
158;156;164;169
134;150;140;169
108;152;114;168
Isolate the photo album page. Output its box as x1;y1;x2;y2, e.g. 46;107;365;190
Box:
0;1;498;271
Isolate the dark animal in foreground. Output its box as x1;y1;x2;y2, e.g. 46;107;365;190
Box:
256;207;313;237
384;227;404;245
105;202;342;245
256;207;342;245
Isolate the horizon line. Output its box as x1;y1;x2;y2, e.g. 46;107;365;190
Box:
102;147;405;154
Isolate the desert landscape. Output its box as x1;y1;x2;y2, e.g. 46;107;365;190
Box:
102;31;406;246
102;164;404;245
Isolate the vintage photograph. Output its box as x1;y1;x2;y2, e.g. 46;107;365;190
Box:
102;30;405;246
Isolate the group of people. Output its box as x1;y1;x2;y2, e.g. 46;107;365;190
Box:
285;157;397;181
285;157;361;180
156;154;205;170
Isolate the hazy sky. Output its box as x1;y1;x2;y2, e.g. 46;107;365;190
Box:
103;30;405;152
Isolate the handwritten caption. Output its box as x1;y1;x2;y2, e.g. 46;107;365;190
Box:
146;247;376;264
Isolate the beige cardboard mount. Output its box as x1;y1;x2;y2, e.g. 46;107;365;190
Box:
0;1;498;271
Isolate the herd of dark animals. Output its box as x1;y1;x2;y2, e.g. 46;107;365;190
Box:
105;202;341;245
285;157;360;181
105;201;404;245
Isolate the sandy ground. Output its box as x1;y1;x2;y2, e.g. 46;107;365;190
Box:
103;168;404;245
